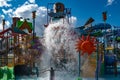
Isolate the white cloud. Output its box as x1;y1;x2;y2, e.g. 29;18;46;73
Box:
0;0;12;7
28;0;35;3
69;16;77;26
5;20;10;27
107;0;115;6
0;24;3;30
0;15;5;30
0;15;5;19
2;8;13;14
13;4;38;17
13;3;47;36
2;8;13;17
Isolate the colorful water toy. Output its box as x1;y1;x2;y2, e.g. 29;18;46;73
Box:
0;66;14;80
76;35;96;55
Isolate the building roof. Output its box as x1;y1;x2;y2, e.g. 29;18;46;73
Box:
16;20;33;33
13;27;27;34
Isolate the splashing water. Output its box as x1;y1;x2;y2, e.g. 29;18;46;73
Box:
42;18;79;80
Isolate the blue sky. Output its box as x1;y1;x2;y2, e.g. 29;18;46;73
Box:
0;0;120;31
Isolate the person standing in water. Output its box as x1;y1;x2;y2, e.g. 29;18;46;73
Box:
50;67;55;80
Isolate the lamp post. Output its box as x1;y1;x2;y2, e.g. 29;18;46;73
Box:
96;39;99;80
102;11;107;75
32;11;36;68
2;19;5;31
78;34;82;79
78;51;81;77
32;11;36;41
